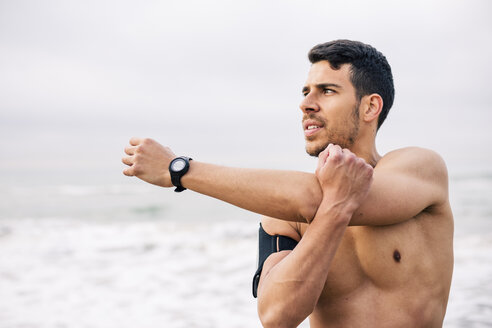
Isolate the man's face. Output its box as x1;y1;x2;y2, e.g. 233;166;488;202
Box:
300;61;360;157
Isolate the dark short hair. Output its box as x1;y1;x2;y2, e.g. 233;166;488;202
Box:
308;40;395;129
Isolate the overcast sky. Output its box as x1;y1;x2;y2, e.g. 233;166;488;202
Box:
0;0;491;176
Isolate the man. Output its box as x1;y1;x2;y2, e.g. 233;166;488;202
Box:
122;40;453;327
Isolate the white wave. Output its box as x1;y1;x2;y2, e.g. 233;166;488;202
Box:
4;184;157;197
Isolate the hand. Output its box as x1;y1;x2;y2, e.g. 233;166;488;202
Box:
315;144;373;212
122;137;176;187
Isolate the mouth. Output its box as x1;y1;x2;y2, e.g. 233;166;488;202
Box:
303;120;324;137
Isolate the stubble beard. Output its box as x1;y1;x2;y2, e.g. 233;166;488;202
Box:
305;102;360;157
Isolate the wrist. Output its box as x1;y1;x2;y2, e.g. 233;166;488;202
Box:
169;156;193;192
316;199;356;225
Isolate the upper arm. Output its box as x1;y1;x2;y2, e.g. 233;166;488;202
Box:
349;147;449;226
257;216;302;296
257;147;449;227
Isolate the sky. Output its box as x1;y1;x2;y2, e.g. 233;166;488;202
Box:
0;0;491;181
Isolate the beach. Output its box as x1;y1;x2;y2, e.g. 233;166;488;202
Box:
1;170;491;328
1;0;492;326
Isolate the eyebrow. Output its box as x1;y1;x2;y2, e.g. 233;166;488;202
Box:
302;83;343;93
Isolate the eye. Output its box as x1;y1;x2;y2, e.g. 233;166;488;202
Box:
323;88;335;95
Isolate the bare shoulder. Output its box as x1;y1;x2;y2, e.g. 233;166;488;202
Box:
379;147;446;166
377;147;448;183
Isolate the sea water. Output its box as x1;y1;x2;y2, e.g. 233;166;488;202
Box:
0;167;491;328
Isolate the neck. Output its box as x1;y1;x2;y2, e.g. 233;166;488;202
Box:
350;134;381;167
348;120;382;166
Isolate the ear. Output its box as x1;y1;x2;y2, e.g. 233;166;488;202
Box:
361;93;383;124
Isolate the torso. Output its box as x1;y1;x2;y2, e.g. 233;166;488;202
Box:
295;203;454;327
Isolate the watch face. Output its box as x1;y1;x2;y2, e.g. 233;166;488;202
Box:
171;159;186;171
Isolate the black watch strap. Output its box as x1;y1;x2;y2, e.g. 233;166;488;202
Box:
169;156;193;192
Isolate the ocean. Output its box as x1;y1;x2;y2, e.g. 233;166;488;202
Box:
1;0;491;326
0;163;491;328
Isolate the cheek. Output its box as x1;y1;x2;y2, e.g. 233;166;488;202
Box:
330;99;358;123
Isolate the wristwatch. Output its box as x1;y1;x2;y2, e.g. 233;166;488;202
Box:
169;156;193;192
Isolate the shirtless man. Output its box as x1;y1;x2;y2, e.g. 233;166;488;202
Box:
122;40;454;327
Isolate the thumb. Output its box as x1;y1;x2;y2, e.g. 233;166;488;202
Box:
316;144;331;171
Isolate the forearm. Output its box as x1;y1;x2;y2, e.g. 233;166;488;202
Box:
257;202;353;327
181;161;322;222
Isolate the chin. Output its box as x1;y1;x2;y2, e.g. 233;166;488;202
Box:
305;141;327;157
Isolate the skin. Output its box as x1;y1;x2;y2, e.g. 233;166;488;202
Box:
258;62;453;327
122;61;453;327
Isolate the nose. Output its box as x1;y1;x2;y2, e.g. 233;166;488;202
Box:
299;93;320;113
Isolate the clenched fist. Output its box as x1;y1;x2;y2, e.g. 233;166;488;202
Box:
122;137;176;187
316;144;374;213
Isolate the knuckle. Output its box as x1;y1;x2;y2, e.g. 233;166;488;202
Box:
143;138;153;145
135;146;144;154
344;152;355;163
133;164;141;175
330;152;342;161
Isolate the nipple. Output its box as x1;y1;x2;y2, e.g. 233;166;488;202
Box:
393;250;401;263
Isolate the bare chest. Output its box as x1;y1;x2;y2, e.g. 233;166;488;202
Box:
298;218;430;300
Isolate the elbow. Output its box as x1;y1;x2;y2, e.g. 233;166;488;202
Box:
298;183;322;223
258;296;314;328
258;308;297;328
298;200;319;223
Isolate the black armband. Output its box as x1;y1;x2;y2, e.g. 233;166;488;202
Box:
252;223;298;298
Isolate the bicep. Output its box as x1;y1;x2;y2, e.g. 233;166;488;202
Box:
350;148;448;226
255;216;301;297
257;250;292;297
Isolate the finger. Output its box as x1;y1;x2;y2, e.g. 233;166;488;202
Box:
123;166;135;176
327;144;342;161
129;137;143;146
121;156;134;166
362;166;374;181
124;145;137;155
317;144;331;170
342;148;356;163
323;143;333;156
329;144;342;153
342;148;354;156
